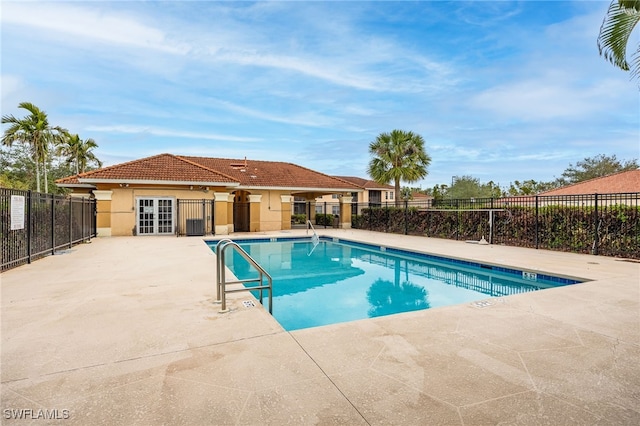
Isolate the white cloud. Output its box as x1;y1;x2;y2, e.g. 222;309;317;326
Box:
469;80;598;121
1;2;188;54
206;99;337;128
86;125;262;143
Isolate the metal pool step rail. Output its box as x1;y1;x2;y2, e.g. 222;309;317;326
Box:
306;220;320;256
215;238;273;314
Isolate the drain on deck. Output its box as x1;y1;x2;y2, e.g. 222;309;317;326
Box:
242;300;256;308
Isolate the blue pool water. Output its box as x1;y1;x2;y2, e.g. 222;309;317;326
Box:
210;237;583;331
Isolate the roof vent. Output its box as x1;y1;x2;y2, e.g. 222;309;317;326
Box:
230;156;249;171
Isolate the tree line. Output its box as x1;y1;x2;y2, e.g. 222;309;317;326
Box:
421;154;639;200
1;102;102;194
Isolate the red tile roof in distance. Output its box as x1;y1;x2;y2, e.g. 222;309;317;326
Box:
539;170;640;196
56;153;237;185
334;176;394;189
178;156;359;190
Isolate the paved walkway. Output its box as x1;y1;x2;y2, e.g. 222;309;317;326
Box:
1;229;638;425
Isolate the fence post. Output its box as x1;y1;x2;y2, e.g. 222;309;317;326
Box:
324;202;327;228
593;193;599;255
81;198;85;242
93;199;97;238
353;202;358;228
534;195;539;249
69;197;73;248
176;199;181;237
455;199;459;240
27;191;32;264
404;199;408;235
212;200;216;235
202;199;206;235
51;194;56;255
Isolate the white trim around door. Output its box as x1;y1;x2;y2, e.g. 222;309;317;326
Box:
136;197;175;235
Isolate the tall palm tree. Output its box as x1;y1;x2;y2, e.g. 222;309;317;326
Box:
1;102;59;193
367;129;431;206
598;0;640;82
60;132;102;174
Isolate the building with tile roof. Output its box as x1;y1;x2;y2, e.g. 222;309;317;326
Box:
497;169;640;208
56;153;361;236
538;169;640;196
312;177;434;218
315;176;395;207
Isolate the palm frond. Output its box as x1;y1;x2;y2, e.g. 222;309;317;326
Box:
598;0;640;72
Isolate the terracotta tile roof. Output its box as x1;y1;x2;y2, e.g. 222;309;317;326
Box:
179;156;359;190
55;176;81;185
410;192;432;200
334;176;393;190
56;153;238;185
539;170;640;196
57;153;361;191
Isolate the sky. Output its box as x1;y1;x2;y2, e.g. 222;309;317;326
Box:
1;0;639;190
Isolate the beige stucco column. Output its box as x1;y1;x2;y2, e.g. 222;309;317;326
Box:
249;194;262;232
92;190;113;237
214;192;232;235
339;195;353;229
227;196;235;234
280;195;292;230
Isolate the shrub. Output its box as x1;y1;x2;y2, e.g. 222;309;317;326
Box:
315;213;334;226
291;214;307;224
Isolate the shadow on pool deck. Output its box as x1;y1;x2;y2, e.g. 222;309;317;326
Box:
1;229;638;425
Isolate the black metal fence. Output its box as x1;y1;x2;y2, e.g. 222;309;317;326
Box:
292;201;343;228
349;193;639;259
176;199;215;236
1;188;97;272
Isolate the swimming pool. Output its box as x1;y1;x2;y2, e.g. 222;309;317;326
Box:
210;237;584;331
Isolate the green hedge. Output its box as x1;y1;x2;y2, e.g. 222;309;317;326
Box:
353;205;640;259
291;214;307;224
315;213;335;227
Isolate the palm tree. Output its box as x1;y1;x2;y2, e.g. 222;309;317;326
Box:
59;132;102;174
598;0;640;82
367;129;431;206
1;102;59;192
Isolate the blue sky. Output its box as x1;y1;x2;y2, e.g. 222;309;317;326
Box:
2;0;638;189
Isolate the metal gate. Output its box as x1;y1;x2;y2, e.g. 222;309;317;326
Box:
176;199;215;236
233;202;250;232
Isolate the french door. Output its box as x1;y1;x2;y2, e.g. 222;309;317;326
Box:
137;197;174;235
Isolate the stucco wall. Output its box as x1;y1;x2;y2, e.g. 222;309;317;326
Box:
96;185;220;236
88;185;349;236
258;190;289;232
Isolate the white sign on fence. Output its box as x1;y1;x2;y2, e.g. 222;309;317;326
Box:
10;195;25;230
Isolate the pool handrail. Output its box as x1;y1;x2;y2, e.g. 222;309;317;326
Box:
215;239;273;314
306;220;320;255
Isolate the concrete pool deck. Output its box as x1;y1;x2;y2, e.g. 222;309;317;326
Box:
1;229;638;425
